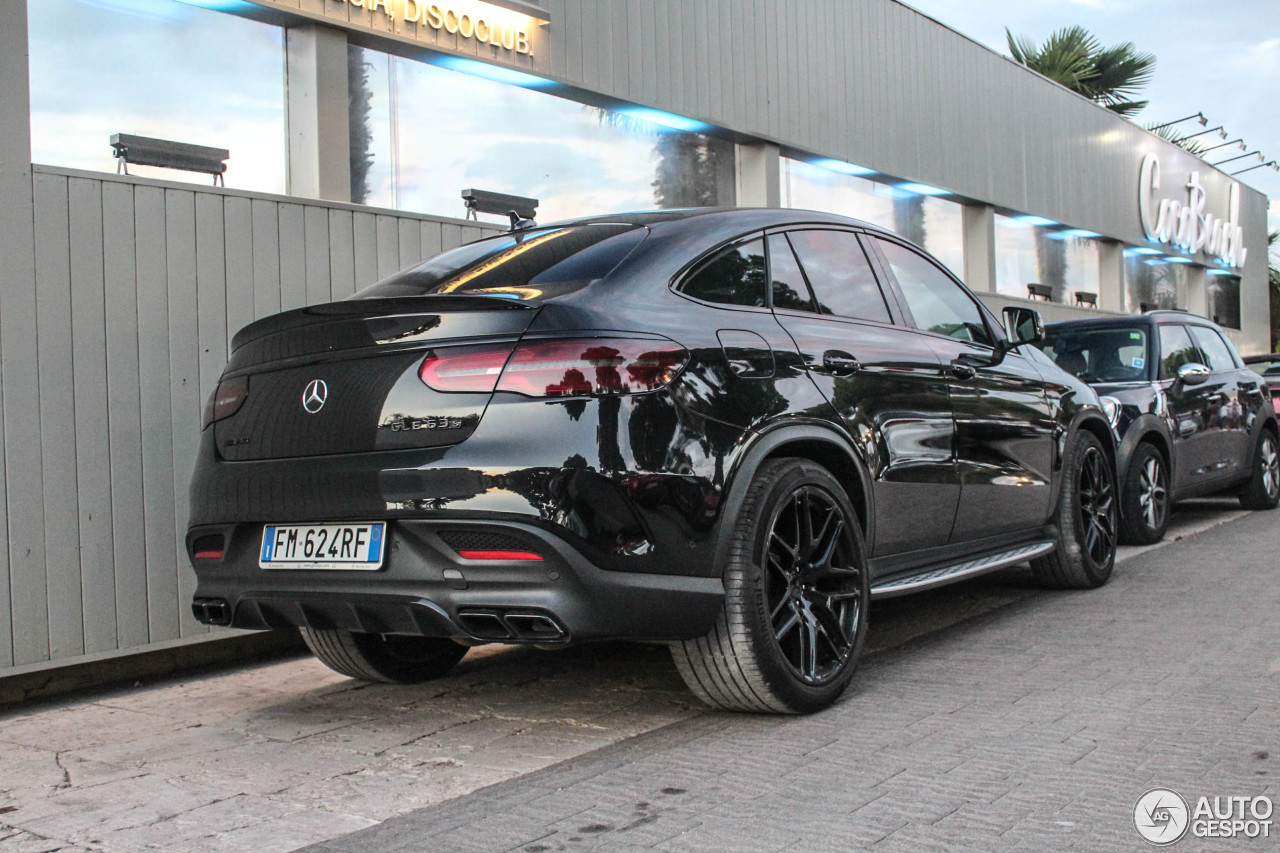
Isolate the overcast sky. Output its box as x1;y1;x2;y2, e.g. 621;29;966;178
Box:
901;0;1280;231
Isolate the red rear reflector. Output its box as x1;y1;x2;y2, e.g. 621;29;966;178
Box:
457;550;544;561
202;376;248;428
496;338;688;397
194;550;225;560
419;344;514;393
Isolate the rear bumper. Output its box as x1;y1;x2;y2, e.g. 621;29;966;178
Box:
188;518;724;643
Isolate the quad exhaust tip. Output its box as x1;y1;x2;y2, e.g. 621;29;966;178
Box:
456;608;567;642
192;598;232;626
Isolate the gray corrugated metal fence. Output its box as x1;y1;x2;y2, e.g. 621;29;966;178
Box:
1;165;499;673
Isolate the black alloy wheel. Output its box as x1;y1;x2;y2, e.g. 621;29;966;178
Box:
672;459;869;713
1077;443;1117;566
1239;429;1280;510
764;486;863;686
1119;443;1170;545
1031;429;1117;589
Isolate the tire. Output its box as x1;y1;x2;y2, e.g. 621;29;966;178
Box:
1118;442;1170;545
671;459;869;714
301;628;468;683
1031;430;1118;589
1238;428;1280;510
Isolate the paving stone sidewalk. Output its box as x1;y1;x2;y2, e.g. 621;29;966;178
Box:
303;506;1279;853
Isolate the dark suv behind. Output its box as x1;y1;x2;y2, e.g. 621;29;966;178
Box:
1038;311;1279;544
188;208;1119;713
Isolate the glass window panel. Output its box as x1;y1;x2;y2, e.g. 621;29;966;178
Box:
681;239;768;308
1206;275;1241;330
355;49;732;220
876;238;992;345
780;159;964;277
1188;326;1235;373
1040;326;1149;383
1159;325;1199;379
994;216;1100;304
785;230;890;323
1125;255;1186;313
767;235;816;312
28;0;286;194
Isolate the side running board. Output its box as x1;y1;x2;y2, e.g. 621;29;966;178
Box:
869;540;1056;599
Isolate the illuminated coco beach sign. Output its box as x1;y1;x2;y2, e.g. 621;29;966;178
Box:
1138;153;1247;268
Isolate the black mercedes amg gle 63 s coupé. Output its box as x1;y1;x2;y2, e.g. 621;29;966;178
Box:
188;208;1118;713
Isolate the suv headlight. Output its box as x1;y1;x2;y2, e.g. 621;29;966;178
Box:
1100;396;1122;430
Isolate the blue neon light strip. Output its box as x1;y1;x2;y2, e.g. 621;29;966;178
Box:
894;182;951;196
812;158;877;176
430;56;557;89
616;107;710;133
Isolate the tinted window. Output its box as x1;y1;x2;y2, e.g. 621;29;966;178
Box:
1038;326;1149;383
876;239;992;345
767;234;816;312
786;230;891;323
681;239;768;307
1188;326;1235;372
358;224;644;300
1159;325;1200;379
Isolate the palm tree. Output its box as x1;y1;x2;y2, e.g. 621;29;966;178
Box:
1006;26;1155;117
1146;123;1209;157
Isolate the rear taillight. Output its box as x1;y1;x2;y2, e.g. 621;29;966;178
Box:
419;338;687;398
202;376;248;428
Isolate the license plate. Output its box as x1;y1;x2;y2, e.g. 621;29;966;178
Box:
259;523;386;570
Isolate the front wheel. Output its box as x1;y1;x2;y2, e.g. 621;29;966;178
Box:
1238;429;1280;510
1031;430;1118;589
1118;442;1170;545
301;628;468;683
671;459;869;714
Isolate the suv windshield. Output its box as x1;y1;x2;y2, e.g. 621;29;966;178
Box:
357;224;647;301
1038;326;1151;383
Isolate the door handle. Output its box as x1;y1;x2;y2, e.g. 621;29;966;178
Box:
1242;386;1263;397
1206;393;1227;405
949;361;977;380
821;350;860;376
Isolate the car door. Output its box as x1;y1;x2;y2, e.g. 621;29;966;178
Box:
867;236;1056;543
766;228;959;557
1157;322;1233;492
1188;324;1252;480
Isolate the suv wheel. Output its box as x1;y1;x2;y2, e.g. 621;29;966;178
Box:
1238;429;1280;510
301;628;468;683
672;459;869;714
1118;442;1170;545
1031;430;1117;588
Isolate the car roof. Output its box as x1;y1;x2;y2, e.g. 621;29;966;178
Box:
1046;310;1225;334
540;206;896;237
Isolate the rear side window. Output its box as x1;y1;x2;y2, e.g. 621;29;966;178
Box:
766;234;816;312
680;238;768;307
1158;325;1199;379
1038;326;1149;383
357;224;646;300
1188;326;1236;372
786;230;891;323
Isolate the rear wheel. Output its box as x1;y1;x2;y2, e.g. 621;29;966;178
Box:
1031;430;1117;589
1238;429;1280;510
672;459;869;714
301;628;468;683
1118;442;1170;545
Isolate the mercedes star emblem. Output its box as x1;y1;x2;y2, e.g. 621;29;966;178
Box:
302;379;328;414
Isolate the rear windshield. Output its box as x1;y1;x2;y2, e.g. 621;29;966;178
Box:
1037;326;1151;383
357;224;647;301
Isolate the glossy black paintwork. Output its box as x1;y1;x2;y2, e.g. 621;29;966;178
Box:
188;207;1113;641
1042;312;1276;501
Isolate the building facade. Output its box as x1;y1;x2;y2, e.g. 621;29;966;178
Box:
0;0;1269;677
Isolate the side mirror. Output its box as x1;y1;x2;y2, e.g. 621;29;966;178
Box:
1002;306;1045;347
1176;362;1210;387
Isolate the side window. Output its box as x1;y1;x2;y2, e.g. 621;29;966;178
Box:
1188;326;1235;373
786;230;892;324
875;238;993;346
1159;325;1199;379
766;234;816;312
680;238;768;308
